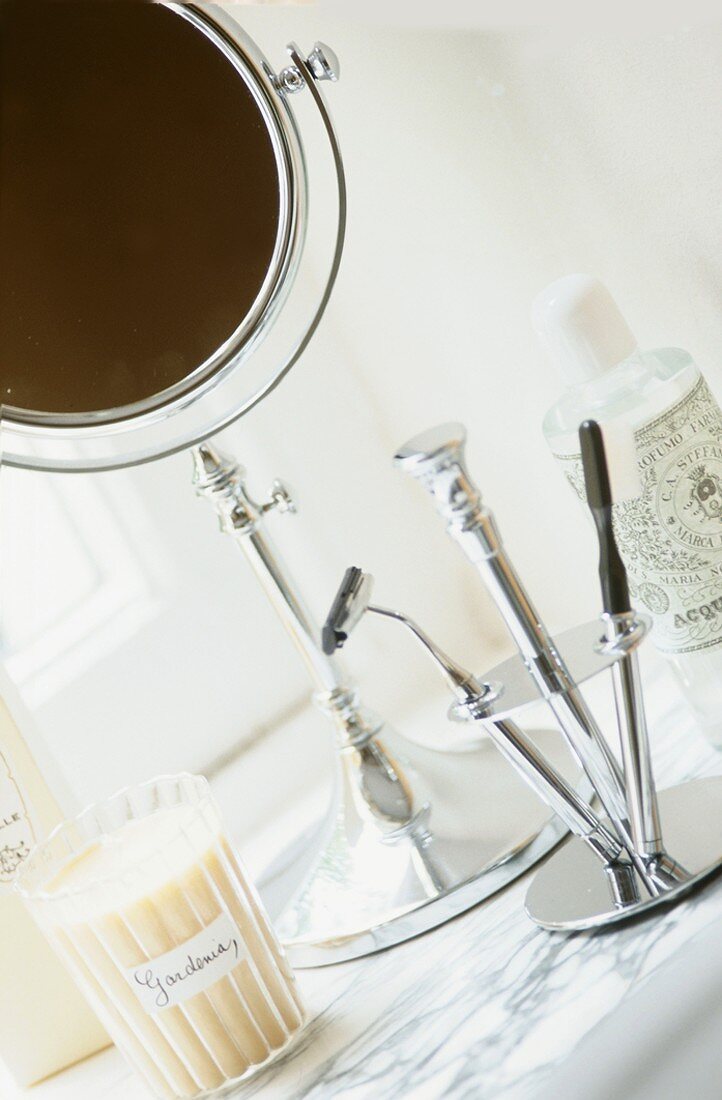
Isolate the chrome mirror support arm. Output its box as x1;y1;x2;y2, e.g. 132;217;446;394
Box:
191;442;382;748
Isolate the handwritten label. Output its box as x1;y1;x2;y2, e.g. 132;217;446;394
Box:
125;913;246;1013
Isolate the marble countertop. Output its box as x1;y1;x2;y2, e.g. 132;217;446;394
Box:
5;671;722;1100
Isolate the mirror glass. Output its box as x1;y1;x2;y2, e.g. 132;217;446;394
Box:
0;1;288;422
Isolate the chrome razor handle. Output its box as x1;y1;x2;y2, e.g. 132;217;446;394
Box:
599;613;686;889
323;569;627;869
393;424;637;861
578;419;686;890
604;614;662;856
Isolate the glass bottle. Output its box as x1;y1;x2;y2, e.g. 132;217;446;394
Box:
536;274;722;742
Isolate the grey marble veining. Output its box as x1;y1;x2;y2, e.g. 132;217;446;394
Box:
20;670;722;1100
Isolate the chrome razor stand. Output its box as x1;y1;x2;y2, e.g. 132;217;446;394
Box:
191;441;593;964
393;424;722;931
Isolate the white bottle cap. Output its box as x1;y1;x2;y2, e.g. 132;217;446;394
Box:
531;274;638;386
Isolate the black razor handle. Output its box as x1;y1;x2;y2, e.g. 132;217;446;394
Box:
579;419;631;616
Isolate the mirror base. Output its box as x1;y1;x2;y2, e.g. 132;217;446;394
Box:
262;724;587;967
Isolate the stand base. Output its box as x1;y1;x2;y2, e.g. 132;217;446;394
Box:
526;777;722;931
273;725;589;966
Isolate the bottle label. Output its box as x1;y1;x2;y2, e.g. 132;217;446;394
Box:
0;747;37;887
556;375;722;655
124;912;247;1013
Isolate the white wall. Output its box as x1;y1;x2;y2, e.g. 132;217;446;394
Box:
2;8;722;820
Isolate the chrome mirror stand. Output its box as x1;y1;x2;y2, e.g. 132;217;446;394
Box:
192;442;594;966
369;422;722;932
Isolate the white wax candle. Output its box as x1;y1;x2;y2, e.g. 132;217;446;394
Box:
30;796;304;1100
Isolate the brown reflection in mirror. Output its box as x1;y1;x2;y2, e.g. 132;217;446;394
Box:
0;1;281;417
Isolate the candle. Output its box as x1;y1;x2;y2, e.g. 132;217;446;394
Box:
0;683;109;1085
16;775;305;1099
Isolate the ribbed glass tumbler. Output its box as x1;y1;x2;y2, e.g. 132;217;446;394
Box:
15;774;306;1099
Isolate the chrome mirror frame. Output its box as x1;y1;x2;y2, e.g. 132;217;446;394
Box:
0;3;346;473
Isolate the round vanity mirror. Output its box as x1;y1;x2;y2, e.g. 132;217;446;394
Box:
1;2;592;970
0;1;343;471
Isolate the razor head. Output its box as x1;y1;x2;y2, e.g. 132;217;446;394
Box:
322;567;374;655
